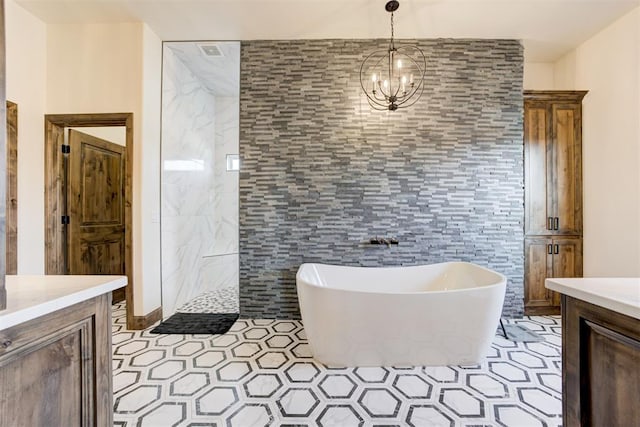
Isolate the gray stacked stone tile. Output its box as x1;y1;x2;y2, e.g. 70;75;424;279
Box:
239;39;524;319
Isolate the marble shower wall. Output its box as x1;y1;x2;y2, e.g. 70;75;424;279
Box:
212;96;240;257
161;43;239;317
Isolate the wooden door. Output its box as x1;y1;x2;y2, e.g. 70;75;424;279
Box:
0;0;6;310
550;103;582;235
67;130;126;302
6;101;17;274
524;101;552;236
524;237;554;314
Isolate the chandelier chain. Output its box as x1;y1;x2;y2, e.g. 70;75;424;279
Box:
390;12;395;49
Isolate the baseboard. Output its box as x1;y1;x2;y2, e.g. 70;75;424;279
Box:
127;306;163;330
524;306;561;316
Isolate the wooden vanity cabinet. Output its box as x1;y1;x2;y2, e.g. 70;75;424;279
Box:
524;91;586;315
0;293;113;426
563;295;640;426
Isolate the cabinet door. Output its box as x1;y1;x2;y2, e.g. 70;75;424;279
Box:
0;327;85;426
524;102;553;236
551;238;583;308
524;237;555;314
0;294;113;427
551;103;582;235
564;297;640;427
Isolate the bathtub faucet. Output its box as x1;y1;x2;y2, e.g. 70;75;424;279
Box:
370;237;399;248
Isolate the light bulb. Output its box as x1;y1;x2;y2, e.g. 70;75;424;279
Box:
383;80;389;88
397;59;402;69
372;73;377;82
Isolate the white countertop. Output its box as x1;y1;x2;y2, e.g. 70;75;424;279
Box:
545;277;640;320
0;275;127;331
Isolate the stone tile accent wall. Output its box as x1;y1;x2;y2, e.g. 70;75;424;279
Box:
239;39;524;319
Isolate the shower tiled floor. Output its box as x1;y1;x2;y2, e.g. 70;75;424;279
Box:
176;286;239;314
112;303;562;426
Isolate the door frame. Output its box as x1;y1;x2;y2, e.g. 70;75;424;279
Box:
44;113;134;327
6;101;17;274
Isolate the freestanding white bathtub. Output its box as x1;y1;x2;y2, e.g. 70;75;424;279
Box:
296;262;506;367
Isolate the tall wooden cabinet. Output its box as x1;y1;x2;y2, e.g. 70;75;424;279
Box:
524;91;587;315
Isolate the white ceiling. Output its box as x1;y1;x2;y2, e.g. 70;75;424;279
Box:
16;0;640;62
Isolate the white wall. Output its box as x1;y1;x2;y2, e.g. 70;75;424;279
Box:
554;7;640;276
5;0;47;275
46;23;143;113
523;62;555;90
46;22;162;315
6;7;167;316
141;24;163;313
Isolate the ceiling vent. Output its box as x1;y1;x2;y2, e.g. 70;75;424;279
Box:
197;43;223;57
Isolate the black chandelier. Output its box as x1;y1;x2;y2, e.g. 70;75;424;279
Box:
360;0;426;111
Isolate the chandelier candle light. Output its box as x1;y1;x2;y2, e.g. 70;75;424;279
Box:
360;0;426;111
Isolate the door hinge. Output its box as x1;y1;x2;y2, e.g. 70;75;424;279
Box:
61;215;70;225
61;144;70;154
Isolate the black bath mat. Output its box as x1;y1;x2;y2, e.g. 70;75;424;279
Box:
150;312;239;335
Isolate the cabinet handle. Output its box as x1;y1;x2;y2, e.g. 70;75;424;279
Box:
547;217;553;230
554;244;559;254
547;244;553;255
554;217;559;230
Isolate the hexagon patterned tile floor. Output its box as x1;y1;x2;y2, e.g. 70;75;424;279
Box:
112;303;563;426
